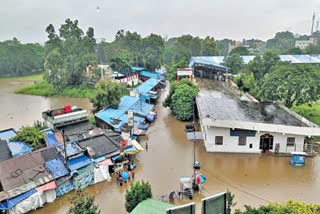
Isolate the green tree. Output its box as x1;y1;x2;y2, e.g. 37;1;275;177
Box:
217;39;232;56
226;190;236;214
266;31;295;53
164;57;188;81
68;187;100;214
201;36;219;56
10;126;45;149
229;46;250;55
44;18;98;86
260;63;320;108
142;33;164;70
90;81;128;113
125;181;152;212
305;44;320;54
223;54;244;74
234;200;320;214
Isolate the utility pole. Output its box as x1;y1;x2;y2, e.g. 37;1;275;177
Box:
311;11;316;35
192;97;196;176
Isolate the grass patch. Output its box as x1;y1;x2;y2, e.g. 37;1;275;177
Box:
291;102;320;125
15;80;95;98
0;72;43;81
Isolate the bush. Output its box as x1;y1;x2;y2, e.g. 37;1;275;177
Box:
68;187;100;214
125;181;152;212
10;126;45;149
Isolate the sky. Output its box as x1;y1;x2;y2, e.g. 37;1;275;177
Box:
0;0;320;43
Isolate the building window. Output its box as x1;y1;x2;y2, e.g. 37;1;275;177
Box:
238;136;246;146
215;136;223;145
287;137;295;147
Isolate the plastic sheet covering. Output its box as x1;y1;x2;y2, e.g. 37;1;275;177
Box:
55;177;73;197
72;164;94;189
0;189;36;210
41;189;56;203
94;164;111;184
8;192;44;214
7;141;32;157
45;158;69;179
36;181;57;192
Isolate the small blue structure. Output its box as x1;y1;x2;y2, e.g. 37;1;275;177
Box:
140;71;161;80
290;152;307;166
7;141;33;157
0;128;17;142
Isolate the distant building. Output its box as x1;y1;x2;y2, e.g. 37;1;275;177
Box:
295;37;317;49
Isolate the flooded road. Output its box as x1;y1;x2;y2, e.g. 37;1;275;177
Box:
1;79;320;213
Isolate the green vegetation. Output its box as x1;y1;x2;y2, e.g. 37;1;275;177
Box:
229;46;250;55
223;54;244;74
292;102;320;125
44;18;98;86
0;38;44;77
125;181;152;213
15;80;95;98
68;187;100;214
0;72;43;81
10;126;45;149
235;200;320;214
90;81;128;113
227;190;236;214
163;79;199;121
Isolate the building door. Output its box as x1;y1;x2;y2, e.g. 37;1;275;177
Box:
259;134;274;152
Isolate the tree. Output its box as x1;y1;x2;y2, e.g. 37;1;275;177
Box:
142;33;164;70
164;57;188;81
125;181;152;212
223;54;244;74
68;187;100;214
217;39;232;56
201;36;219;56
234;200;320;214
90;81;128;113
10;126;45;149
266;31;295;53
44;19;98;86
229;46;250;55
260;63;320;108
226;190;236;214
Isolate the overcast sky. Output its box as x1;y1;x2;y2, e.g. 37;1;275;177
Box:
1;0;319;43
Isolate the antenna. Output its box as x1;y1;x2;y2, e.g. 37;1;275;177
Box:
311;11;316;35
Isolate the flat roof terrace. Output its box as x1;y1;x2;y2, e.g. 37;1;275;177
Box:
196;80;306;127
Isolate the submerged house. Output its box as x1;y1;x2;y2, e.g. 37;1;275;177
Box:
131;78;162;104
196;82;320;154
95;95;154;132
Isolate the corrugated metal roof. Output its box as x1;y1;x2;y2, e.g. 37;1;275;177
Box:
140;71;160;79
133;78;161;95
0;140;12;162
77;134;120;159
0;129;17;142
0;149;54;195
190;54;320;68
131;66;145;71
67;155;91;172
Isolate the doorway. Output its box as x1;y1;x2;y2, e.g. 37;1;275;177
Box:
259;134;274;152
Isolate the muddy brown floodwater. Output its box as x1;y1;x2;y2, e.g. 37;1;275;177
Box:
1;79;320;214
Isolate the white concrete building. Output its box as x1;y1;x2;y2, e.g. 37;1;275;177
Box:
196;82;320;154
295;38;317;49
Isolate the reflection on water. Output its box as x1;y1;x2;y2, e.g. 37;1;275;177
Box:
1;79;320;213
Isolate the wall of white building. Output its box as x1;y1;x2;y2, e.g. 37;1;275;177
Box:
202;126;305;153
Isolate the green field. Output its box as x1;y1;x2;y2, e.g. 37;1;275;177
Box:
0;72;43;81
292;102;320;126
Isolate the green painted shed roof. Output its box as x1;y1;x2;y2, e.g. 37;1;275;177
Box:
131;199;174;214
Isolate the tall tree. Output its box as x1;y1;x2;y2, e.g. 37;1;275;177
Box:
229;46;250;55
90;81;128;113
44;19;98;86
260;63;320;108
201;36;219;56
223;54;244;74
266;31;295;52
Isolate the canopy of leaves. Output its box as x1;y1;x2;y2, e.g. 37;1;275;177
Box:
90;81;128;113
68;187;100;214
163;79;199;121
229;46;250;55
266;31;295;53
223;54;244;74
44;19;98;86
125;180;152;212
10;126;45;149
234;200;320;214
0;38;44;76
164;57;188;81
260;63;320;108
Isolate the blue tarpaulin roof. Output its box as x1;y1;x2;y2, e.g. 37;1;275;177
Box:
140;71;160;79
46;157;69;179
133;78;161;95
0;128;17;142
7;141;33;157
111;154;122;161
45;131;60;147
132;66;145;71
0;188;36;210
67;155;91;172
64;142;83;157
189;57;231;71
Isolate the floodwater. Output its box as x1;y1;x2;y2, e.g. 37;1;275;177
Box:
1;79;320;213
